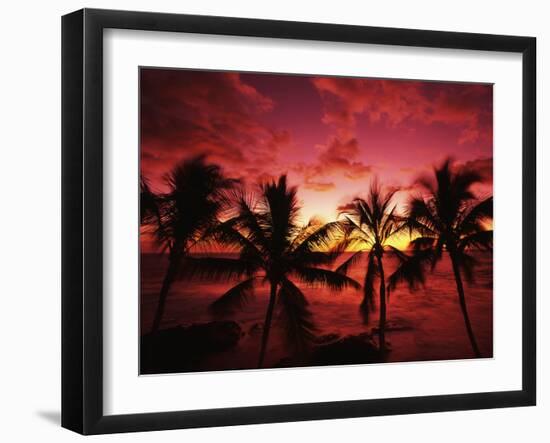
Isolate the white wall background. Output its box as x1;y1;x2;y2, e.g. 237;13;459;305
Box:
0;1;546;441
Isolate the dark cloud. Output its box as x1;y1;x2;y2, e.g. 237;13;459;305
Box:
140;69;289;187
335;202;356;213
460;156;493;183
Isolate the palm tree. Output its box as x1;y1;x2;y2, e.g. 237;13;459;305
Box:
388;158;493;357
335;180;405;352
180;175;360;368
140;175;161;225
143;156;237;333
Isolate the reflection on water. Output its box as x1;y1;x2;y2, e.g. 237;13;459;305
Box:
141;251;492;370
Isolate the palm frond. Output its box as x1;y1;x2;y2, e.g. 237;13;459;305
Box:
291;266;361;291
424;158;483;228
335;250;364;275
260;175;301;254
379;204;397;240
155;156;238;252
415;170;438;196
459;229;493;252
380;186;398;214
410;236;436;251
387;246;432;294
453;168;483;201
456;196;493;235
210;277;256;315
177;256;258;282
455;251;479;284
140;174;159;225
288;218;320;250
232;194;271;253
339;216;374;247
385;218;410;243
290;220;343;255
210;218;264;258
354;198;376;230
407;196;439;236
277;278;317;354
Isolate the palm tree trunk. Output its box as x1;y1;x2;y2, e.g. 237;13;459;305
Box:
150;253;181;333
258;281;278;368
376;254;387;352
449;250;481;358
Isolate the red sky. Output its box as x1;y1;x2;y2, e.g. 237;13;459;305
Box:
140;68;493;245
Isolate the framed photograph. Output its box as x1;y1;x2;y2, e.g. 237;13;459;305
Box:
62;8;536;435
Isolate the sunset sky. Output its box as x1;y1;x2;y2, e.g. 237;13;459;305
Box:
140;68;493;250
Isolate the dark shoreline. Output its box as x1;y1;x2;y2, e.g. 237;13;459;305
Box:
140;320;491;375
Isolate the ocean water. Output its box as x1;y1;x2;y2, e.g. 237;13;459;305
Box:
140;251;493;370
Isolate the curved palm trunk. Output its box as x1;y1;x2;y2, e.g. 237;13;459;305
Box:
150;252;182;333
449;251;481;358
376;254;387;352
258;281;278;368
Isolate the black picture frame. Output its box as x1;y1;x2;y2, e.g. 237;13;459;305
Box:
62;8;536;435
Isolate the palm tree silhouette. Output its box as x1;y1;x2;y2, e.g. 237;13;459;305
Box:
336;180;405;352
388;158;492;357
180;175;360;368
140;175;161;225
143;156;237;333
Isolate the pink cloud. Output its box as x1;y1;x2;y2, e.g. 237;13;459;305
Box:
319;138;373;180
303;179;336;192
292;137;373;192
311;77;493;146
140;69;289;189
